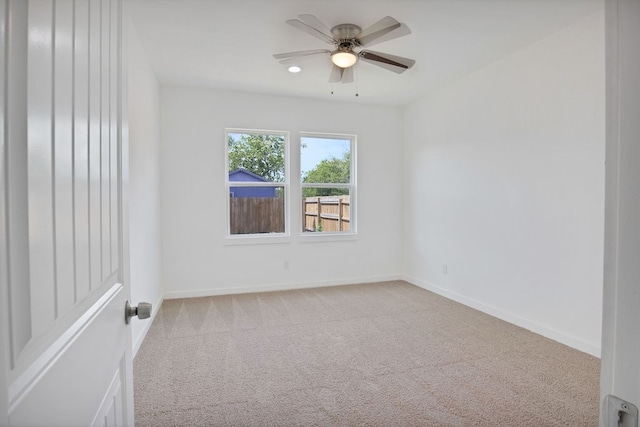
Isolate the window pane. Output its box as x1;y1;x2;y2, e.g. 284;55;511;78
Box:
301;137;350;184
230;186;285;235
228;133;285;183
302;191;350;233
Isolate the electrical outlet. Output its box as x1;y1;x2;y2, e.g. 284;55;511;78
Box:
284;261;290;270
443;264;448;275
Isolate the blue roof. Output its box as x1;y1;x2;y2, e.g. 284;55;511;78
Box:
229;168;270;182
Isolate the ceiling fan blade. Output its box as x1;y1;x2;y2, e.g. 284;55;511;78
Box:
360;23;411;47
298;14;332;36
341;66;354;84
329;64;343;83
356;16;401;46
286;19;335;45
278;52;331;64
273;49;331;60
360;50;415;74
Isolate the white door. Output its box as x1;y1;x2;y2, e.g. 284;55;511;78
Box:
0;0;134;425
601;0;640;425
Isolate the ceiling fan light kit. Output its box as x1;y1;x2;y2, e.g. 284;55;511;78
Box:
274;14;415;87
331;50;358;68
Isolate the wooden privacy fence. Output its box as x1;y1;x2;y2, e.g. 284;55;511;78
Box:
303;196;350;232
230;197;284;234
229;196;350;234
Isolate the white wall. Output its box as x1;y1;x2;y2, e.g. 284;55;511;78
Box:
159;87;403;297
403;11;605;356
127;21;162;354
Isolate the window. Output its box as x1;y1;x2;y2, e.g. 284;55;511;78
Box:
301;133;356;234
226;129;288;237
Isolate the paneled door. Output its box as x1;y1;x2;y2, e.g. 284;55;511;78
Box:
1;0;134;425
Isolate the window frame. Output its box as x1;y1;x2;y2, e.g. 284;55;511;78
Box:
299;132;357;237
225;128;290;242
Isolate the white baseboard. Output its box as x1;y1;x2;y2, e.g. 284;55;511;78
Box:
163;275;403;300
402;275;601;358
159;273;601;357
132;294;164;357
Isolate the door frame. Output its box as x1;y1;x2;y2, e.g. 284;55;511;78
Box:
1;0;10;422
121;0;134;420
600;0;640;423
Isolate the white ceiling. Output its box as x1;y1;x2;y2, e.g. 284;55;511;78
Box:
127;0;602;107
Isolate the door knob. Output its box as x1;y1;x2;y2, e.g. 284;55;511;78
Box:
125;300;152;324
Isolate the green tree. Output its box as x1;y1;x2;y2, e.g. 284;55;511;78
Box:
302;152;350;197
228;134;285;182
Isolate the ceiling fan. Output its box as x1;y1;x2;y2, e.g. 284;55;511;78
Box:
273;14;415;84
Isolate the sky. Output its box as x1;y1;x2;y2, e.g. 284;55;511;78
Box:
300;137;350;177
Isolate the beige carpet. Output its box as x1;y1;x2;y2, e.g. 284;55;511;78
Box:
134;281;600;426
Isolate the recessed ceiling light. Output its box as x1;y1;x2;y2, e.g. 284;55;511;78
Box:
288;65;302;73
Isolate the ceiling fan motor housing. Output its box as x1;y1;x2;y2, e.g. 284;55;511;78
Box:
331;24;362;48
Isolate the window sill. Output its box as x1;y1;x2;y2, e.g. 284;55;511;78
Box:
298;232;358;243
224;234;291;246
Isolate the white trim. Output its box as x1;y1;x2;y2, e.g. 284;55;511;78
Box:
298;232;358;243
225;127;289;139
223;234;291;245
600;0;619;405
403;275;601;358
163;275;402;299
0;1;10;422
226;181;286;188
301;183;351;189
117;1;135;423
298;131;357;139
132;294;163;357
8;282;123;411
